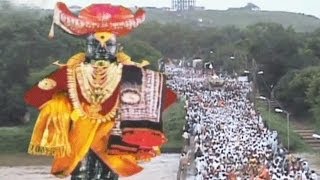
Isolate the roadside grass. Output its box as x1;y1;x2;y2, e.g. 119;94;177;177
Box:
257;102;312;152
0;126;31;153
0;108;37;154
162;100;186;150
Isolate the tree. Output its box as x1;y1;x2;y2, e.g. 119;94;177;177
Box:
246;23;303;93
305;74;320;123
245;3;260;11
0;4;84;126
276;66;320;116
119;38;162;70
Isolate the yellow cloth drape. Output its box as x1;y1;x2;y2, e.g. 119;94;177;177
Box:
28;92;72;158
51;116;101;176
50;117;143;177
28;92;143;177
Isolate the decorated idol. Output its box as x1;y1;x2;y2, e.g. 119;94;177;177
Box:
24;2;176;179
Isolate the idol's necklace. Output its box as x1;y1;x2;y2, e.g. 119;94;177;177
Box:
67;61;122;122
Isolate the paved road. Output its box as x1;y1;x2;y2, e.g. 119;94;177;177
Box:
0;154;180;180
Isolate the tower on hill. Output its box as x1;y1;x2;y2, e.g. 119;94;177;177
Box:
172;0;196;11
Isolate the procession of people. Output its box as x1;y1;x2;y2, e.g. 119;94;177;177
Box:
166;66;318;180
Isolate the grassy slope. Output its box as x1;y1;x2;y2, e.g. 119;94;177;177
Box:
0;126;32;153
0;107;37;153
162;100;186;149
257;102;311;152
37;6;320;32
146;9;320;32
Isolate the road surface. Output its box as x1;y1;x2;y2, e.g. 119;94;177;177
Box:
0;154;180;180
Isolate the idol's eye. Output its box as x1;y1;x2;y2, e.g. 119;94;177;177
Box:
92;39;99;45
106;38;116;46
87;39;99;46
106;42;115;47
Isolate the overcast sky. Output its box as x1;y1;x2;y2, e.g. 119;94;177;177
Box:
10;0;320;18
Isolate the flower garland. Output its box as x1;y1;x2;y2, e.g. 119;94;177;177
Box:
67;61;123;123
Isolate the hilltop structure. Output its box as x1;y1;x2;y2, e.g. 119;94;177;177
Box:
172;0;199;11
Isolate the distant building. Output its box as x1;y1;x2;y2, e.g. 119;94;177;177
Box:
172;0;196;11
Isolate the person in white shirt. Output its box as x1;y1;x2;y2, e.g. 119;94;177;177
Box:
195;171;203;180
310;170;318;180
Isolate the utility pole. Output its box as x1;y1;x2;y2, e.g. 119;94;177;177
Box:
275;108;291;152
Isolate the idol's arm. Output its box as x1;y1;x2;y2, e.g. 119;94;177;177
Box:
24;67;68;109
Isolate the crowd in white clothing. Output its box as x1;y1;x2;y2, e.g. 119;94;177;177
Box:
166;66;318;180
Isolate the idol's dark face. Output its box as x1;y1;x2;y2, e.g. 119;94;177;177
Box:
86;32;117;62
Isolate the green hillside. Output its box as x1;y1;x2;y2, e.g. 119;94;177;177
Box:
35;6;320;32
145;9;320;32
